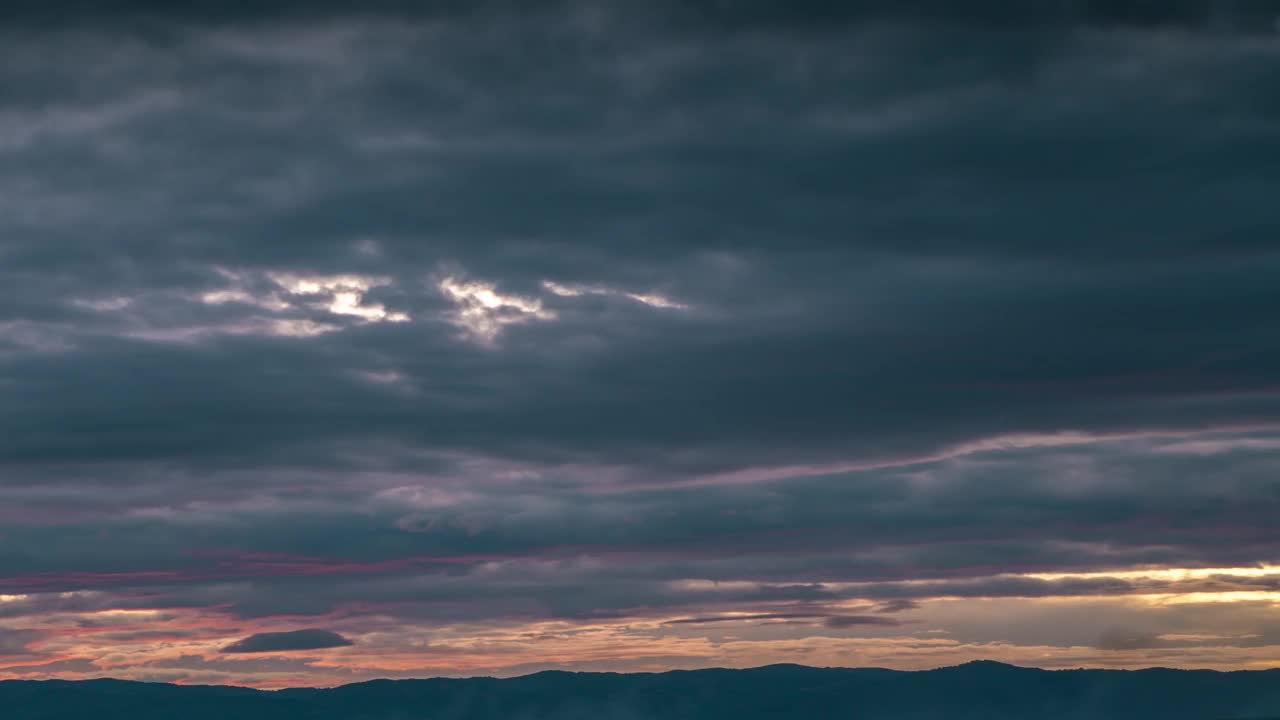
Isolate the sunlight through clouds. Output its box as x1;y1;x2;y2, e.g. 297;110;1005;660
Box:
542;280;689;310
188;269;410;337
438;276;556;343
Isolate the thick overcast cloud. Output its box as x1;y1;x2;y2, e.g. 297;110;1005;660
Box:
1;0;1279;688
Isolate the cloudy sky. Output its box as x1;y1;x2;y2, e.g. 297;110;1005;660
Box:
2;0;1280;688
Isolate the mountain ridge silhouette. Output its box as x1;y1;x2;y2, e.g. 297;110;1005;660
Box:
5;661;1280;719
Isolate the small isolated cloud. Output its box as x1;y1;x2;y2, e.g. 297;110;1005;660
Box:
220;629;353;654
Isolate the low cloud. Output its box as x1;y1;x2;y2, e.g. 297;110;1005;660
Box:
221;629;353;654
823;615;904;629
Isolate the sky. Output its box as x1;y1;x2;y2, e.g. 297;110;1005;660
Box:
1;0;1280;689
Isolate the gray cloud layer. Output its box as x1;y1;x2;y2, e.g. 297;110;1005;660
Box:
0;0;1277;679
2;17;1277;479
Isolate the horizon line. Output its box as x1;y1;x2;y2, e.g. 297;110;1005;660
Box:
7;659;1279;692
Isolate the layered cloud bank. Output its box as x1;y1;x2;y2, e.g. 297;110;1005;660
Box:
1;0;1279;688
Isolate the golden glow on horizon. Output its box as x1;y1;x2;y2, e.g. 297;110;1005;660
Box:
1024;566;1280;582
672;565;1280;598
1138;591;1280;604
7;564;1280;686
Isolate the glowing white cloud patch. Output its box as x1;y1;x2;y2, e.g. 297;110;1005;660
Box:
260;318;342;337
328;290;409;323
266;272;385;296
195;269;410;334
944;431;1115;456
269;272;410;323
439;277;556;343
357;369;405;385
624;292;687;310
200;288;291;312
542;280;584;297
667;579;758;593
541;280;688;310
128;317;341;342
86;609;170;621
199;267;291;312
72;296;133;312
200;288;253;305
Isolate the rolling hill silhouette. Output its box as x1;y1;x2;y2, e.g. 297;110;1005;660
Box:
4;661;1280;719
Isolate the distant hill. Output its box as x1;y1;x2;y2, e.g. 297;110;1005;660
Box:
4;660;1280;719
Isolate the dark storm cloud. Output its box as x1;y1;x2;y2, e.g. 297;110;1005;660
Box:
221;629;353;654
5;0;1279;33
1;6;1278;478
0;0;1278;662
